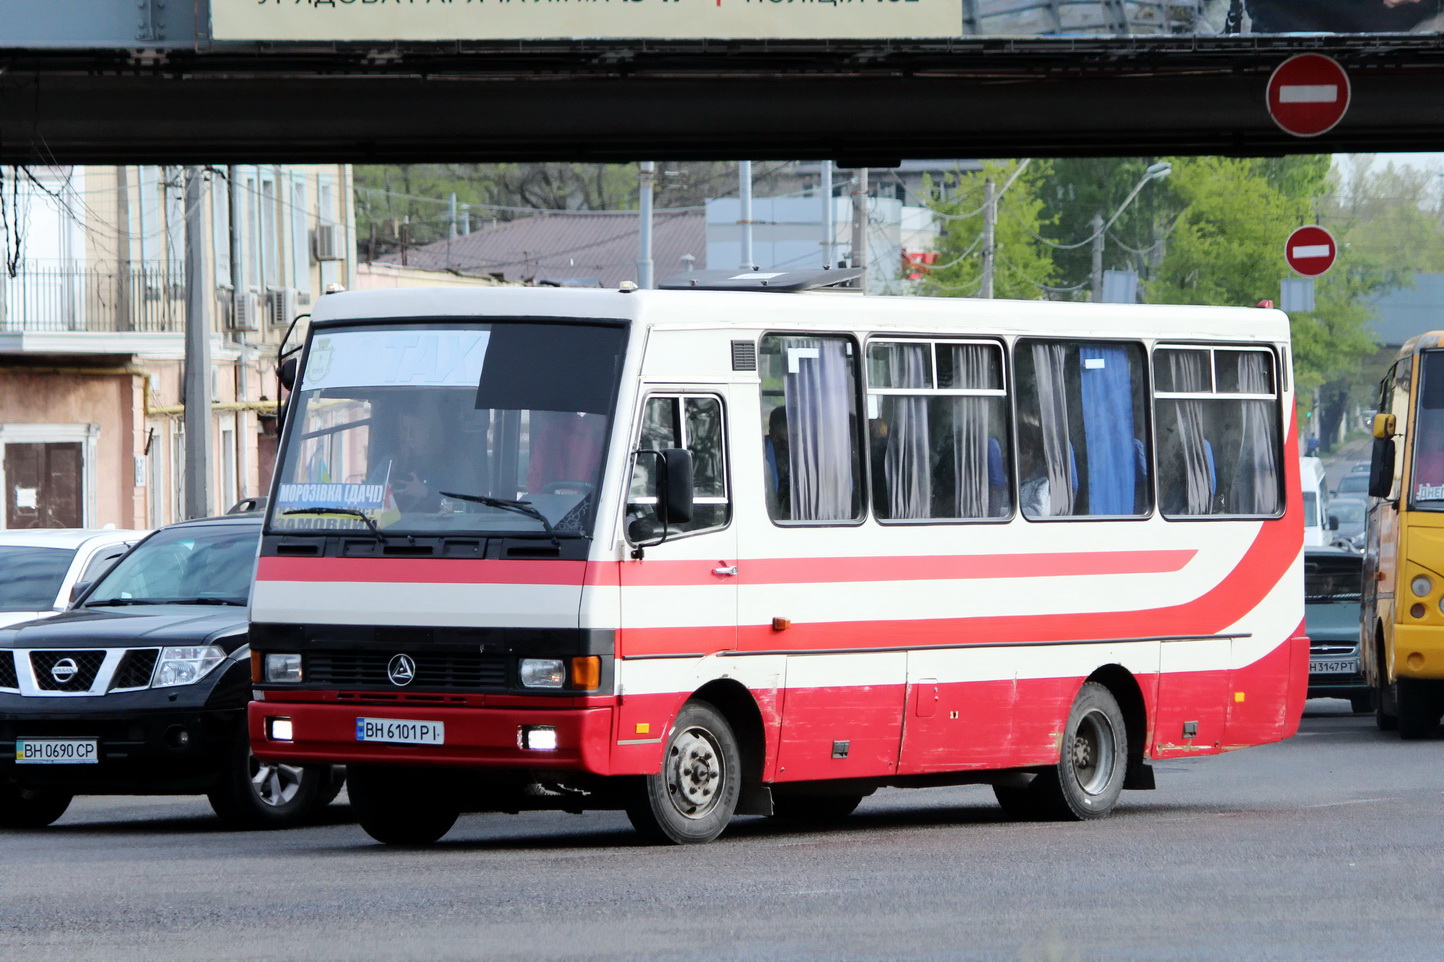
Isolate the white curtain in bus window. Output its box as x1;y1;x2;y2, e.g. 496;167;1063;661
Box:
1019;342;1076;517
867;341;1009;521
1157;349;1215;516
1156;347;1281;517
759;335;861;523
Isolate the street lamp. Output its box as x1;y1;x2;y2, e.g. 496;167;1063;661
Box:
1091;162;1172;302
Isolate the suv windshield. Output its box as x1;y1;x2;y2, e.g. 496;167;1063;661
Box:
85;525;258;607
269;321;627;538
0;546;72;611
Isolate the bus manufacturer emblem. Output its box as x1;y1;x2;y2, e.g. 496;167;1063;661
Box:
387;654;416;687
50;658;79;684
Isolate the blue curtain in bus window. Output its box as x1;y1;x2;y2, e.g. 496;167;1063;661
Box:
1079;344;1134;515
786;338;856;521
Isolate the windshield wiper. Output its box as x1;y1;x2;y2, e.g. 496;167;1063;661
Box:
439;491;563;546
167;598;248;606
282;506;385;542
84;598;167;607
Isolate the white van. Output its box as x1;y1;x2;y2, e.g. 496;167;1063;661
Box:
1300;456;1329;547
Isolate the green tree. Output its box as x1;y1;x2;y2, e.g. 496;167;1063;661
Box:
1035;157;1173;294
920;159;1058;300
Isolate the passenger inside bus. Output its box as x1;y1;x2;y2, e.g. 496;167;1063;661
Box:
763;404;791;515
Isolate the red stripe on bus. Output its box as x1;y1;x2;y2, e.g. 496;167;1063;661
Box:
255;556;590;586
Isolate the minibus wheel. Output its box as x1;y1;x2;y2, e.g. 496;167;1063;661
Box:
348;765;460;845
0;786;72;828
626;700;740;844
1395;678;1443;740
1030;682;1128;820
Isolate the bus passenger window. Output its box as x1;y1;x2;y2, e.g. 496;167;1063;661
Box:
1155;347;1281;518
866;339;1010;522
1015;339;1149;519
627;395;730;537
759;335;863;524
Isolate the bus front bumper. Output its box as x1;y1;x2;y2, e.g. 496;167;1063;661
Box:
249;701;616;773
1391;624;1444;680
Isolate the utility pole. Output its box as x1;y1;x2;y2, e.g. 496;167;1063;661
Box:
115;166;132;331
820;162;834;268
980;177;996;299
638;161;655;289
448;192;458;239
1090;212;1105;303
851;167;869;293
738;161;754;269
182;166;214;519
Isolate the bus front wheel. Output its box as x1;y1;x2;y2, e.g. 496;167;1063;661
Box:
348;765;461;845
626;700;740;844
1396;678;1443;740
1029;682;1128;821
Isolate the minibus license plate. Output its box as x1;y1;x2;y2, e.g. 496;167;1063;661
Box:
356;718;445;745
1310;658;1358;674
16;738;99;764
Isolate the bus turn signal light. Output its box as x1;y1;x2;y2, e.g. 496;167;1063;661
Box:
570;656;600;691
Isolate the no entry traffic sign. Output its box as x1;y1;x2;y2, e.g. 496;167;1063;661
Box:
1285;225;1337;277
1267;54;1351;138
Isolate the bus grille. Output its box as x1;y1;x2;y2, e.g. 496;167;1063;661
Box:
305;651;508;690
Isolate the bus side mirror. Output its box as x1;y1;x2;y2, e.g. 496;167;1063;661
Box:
1373;413;1396;440
1369;436;1395;500
660;448;694;525
278;357;299;391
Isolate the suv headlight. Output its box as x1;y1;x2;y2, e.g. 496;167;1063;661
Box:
153;645;226;688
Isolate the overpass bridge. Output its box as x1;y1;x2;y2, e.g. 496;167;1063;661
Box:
2;1;1444;163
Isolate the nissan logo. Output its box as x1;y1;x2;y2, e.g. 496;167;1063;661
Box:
387;654;416;687
50;658;79;684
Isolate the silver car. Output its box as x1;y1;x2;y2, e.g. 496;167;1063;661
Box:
0;529;148;629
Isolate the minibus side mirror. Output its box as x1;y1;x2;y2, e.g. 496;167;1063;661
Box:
627;448;694;555
1373;413;1396;440
1369;436;1395;500
661;448;694;525
278;356;299;391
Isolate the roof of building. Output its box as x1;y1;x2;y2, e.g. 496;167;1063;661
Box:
378;209;706;289
1369;272;1444;348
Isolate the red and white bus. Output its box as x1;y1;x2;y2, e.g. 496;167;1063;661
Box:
249;272;1307;845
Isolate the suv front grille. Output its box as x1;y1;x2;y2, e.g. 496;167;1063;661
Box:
111;649;159;690
31;650;106;692
306;650;508;690
0;652;16;690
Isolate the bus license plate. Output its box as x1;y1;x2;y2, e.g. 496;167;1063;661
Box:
16;738;99;765
1310;658;1358;674
356;718;445;745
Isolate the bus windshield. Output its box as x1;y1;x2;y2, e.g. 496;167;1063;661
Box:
1413;350;1444;507
269;321;627;538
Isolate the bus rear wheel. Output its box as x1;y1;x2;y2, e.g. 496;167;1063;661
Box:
1029;682;1128;821
626;700;740;844
348;765;461;845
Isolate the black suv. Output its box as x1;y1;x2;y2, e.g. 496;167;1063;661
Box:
0;515;340;829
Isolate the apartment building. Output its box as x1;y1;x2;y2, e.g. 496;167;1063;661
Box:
0;164;356;529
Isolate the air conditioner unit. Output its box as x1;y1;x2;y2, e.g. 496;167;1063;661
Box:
267;288;297;329
312;223;345;262
230;290;262;332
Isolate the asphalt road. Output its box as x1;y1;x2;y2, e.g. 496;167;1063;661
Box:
4;699;1442;962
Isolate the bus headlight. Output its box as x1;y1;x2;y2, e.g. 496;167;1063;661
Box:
264;653;303;683
519;658;566;689
1413;575;1433;598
